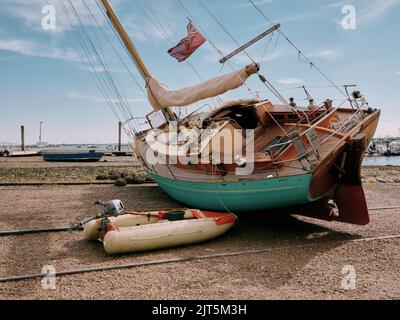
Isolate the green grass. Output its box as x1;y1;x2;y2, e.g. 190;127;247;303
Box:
0;165;398;183
0;166;147;183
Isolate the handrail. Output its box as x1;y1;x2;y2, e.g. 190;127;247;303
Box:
284;123;351;140
272;108;366;165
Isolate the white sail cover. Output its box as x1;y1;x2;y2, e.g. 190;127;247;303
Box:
147;66;253;110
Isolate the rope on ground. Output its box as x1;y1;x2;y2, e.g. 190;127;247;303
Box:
1;206;399;237
1;234;400;283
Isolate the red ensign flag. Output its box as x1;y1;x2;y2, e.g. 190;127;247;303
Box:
168;22;206;62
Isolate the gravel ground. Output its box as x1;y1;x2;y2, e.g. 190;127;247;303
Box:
0;182;399;300
0;158;146;185
0;156;139;169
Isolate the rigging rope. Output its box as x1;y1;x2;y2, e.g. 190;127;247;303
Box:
93;0;147;96
175;0;257;100
247;0;348;99
58;0;125;128
141;0;206;82
126;0;185;86
125;0;219;113
127;0;217;114
60;0;159;136
65;1;130;115
194;0;303;127
197;0;256;65
81;0;137;125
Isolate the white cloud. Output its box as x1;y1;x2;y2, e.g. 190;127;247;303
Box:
397;70;400;76
242;9;321;33
203;41;284;64
4;0;175;44
4;0;104;32
277;78;303;85
234;0;274;9
308;49;342;61
230;50;284;64
116;1;177;43
0;39;80;62
322;1;356;9
65;92;146;104
73;63;128;74
376;119;400;137
358;0;400;25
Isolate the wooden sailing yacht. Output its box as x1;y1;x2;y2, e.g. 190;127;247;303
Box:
95;0;380;225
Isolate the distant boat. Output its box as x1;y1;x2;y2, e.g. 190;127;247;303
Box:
0;150;9;157
387;141;400;156
5;150;39;157
43;151;104;162
368;141;388;155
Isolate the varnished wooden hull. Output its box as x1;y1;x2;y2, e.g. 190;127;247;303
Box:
309;109;380;200
136;104;380;225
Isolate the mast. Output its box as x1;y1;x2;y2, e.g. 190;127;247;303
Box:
100;0;175;121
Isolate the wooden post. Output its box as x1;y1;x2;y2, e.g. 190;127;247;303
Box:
39;121;43;146
20;126;25;151
118;121;122;152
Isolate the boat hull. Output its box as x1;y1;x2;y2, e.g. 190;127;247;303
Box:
149;171;313;212
85;209;237;254
6;150;39;157
103;215;236;254
43;152;104;162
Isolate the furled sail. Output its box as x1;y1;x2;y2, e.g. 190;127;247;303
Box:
147;64;259;110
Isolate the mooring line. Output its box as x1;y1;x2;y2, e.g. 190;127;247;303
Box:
1;205;399;238
0;234;399;283
0;181;156;187
0;227;80;237
369;205;400;211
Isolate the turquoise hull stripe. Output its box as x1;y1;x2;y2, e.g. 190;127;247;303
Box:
149;172;313;212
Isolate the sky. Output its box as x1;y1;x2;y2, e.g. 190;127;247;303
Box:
0;0;399;145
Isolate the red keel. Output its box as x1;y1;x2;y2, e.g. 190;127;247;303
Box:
334;183;369;225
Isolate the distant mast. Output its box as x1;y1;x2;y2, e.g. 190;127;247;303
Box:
99;0;176;121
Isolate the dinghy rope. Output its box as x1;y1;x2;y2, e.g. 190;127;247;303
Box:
1;233;400;283
1;205;399;238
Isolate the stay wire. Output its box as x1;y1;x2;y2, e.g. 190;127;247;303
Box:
68;0;135;124
247;0;348;99
175;0;257;99
58;0;124;127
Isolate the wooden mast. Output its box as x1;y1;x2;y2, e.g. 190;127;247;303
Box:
100;0;175;121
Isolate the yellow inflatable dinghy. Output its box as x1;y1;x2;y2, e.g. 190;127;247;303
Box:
84;209;237;254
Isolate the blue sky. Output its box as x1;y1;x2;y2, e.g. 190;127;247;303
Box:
1;0;399;144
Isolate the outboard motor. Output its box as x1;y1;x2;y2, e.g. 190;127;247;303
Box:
95;200;125;216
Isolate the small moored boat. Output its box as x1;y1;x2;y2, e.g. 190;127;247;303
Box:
84;209;237;254
43;151;104;162
5;150;39;157
387;141;400;156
